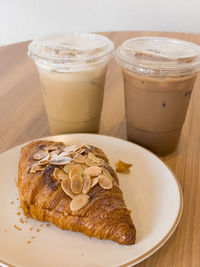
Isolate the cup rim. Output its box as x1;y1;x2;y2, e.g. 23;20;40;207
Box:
116;36;200;76
28;32;114;70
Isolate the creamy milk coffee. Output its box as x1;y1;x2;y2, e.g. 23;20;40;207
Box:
116;37;200;155
38;66;106;133
28;33;114;134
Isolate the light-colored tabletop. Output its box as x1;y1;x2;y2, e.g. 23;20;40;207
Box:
0;31;200;267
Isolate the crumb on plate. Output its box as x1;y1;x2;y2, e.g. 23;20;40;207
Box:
20;218;24;224
15;178;19;187
14;225;22;231
115;160;132;174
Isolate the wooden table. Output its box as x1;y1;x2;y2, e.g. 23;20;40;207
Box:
0;31;200;267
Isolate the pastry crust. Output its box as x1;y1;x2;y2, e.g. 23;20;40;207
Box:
18;140;136;245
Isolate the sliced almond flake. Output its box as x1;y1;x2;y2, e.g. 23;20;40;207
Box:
85;158;104;167
98;175;113;189
44;145;58;151
102;167;113;181
88;152;100;163
71;174;83;194
49;155;72;165
75;145;90;155
33;150;48;160
69;165;83;179
77;148;85;154
96;158;105;166
37;160;48;166
50;150;61;157
40;153;50;161
73;144;90;153
84;166;102;177
61;178;76;199
63;162;75;174
53;168;68;181
73;147;85;155
85;158;97;167
74;144;85;150
37;154;50;165
70;147;82;156
82;174;91;194
73;153;85;164
82;144;91;149
91;177;99;188
58;151;73;158
63;145;78;154
70;194;89;211
29;164;45;174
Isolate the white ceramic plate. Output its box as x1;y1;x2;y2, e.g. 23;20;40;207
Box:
0;134;183;267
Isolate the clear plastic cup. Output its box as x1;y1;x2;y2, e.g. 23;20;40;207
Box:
116;37;200;155
28;33;114;134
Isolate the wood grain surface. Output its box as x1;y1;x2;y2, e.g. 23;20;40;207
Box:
0;31;200;267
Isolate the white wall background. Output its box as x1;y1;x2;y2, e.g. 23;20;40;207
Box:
0;0;200;46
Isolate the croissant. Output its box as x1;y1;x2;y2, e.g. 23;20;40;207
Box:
18;140;136;245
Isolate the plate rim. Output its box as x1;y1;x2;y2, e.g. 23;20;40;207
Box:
0;133;183;267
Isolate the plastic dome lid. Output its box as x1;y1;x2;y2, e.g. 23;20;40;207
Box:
116;37;200;76
28;33;114;71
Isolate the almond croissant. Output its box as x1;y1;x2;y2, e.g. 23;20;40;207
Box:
18;140;136;245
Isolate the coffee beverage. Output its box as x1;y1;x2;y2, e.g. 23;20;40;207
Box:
116;37;200;155
38;66;107;134
28;33;114;134
122;69;197;154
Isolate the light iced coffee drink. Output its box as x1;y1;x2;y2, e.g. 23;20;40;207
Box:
28;33;114;134
116;37;200;155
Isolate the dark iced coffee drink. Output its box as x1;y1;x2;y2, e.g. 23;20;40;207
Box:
116;37;200;154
